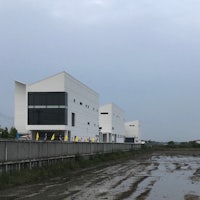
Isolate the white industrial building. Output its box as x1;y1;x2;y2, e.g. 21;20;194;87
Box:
99;103;125;143
14;71;99;141
124;120;141;143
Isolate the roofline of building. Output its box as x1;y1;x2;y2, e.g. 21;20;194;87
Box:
125;120;140;124
15;80;26;86
100;102;125;113
18;71;99;96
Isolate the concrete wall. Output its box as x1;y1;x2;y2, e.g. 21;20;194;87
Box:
14;81;27;134
99;103;125;143
99;104;112;133
64;72;99;141
0;140;140;163
125;120;141;143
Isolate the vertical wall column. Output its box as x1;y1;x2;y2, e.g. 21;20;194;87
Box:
5;141;8;173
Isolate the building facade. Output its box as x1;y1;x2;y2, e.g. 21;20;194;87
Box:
14;72;99;141
124;120;141;143
99;103;125;143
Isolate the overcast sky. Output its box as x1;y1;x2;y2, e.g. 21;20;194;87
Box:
1;0;200;141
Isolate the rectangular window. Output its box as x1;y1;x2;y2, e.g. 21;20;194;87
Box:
71;113;75;127
100;112;108;115
28;108;67;125
28;92;68;125
28;92;68;106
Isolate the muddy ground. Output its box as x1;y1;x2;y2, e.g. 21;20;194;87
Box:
1;150;200;200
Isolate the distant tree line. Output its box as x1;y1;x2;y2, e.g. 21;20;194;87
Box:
145;140;200;148
0;126;17;139
167;140;200;148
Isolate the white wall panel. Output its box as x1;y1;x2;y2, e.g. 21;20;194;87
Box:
14;81;27;133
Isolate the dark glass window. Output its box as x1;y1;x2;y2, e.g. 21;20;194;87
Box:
125;138;135;143
28;92;68;125
28;92;68;106
28;93;34;105
100;112;108;115
28;108;67;125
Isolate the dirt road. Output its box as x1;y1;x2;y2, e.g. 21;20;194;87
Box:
1;152;200;200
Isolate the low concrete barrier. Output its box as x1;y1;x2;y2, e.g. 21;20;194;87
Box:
1;140;141;163
0;140;141;173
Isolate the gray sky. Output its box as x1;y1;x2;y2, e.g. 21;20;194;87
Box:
1;0;200;141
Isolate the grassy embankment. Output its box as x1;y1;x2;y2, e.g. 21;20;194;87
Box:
0;142;200;190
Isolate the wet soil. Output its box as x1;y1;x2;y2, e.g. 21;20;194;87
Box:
1;150;200;200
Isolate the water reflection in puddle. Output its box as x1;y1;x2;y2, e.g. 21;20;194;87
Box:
145;156;200;200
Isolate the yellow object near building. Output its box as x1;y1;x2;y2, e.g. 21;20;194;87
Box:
51;133;55;141
75;136;79;142
64;135;68;141
36;132;39;141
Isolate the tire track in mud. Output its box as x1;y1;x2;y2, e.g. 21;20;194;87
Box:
114;176;148;200
115;173;158;199
89;161;145;188
67;161;144;199
86;162;138;188
61;189;81;199
111;163;145;187
87;176;110;187
113;162;159;200
94;162;153;199
89;161;152;199
135;179;157;200
135;188;151;200
111;173;132;189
